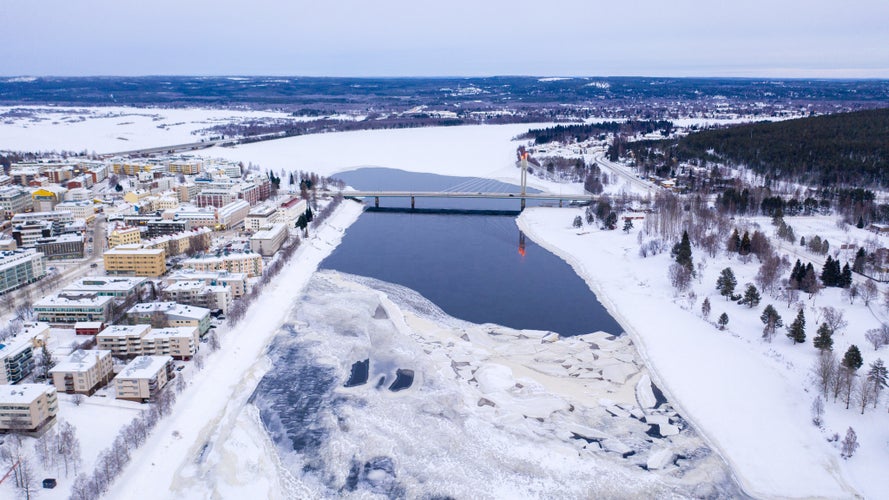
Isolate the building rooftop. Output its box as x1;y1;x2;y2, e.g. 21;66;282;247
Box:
143;327;198;340
0;333;37;359
251;224;287;240
97;324;151;338
103;244;164;256
74;321;104;330
127;301;210;321
50;349;111;374
0;384;54;404
66;276;147;294
34;293;113;308
118;355;172;379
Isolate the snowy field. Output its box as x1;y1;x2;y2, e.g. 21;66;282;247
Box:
0;106;296;153
518;208;889;499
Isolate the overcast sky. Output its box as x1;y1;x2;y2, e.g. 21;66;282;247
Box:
3;0;888;78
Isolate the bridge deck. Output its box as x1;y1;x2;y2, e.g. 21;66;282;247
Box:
341;190;594;201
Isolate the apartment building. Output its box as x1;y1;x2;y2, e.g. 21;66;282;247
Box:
64;276;148;300
126;302;211;335
249;224;288;256
0;384;58;432
0;335;37;384
34;292;114;324
96;324;152;356
0;186;32;218
54;201;96;222
216;200;250;229
103;244;166;277
162;280;231;313
0;249;46;294
115;355;173;402
181;252;263;277
245;204;278;232
108;226;142;248
97;324;199;359
166;270;247;298
49;349;113;395
35;234;84;260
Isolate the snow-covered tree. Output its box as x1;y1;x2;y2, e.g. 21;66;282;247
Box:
814;351;838;397
717;312;729;330
867;359;888;408
786;309;806;344
701;297;711;320
840;427;859;459
739;284;761;308
842;345;864;371
716;267;737;300
813;323;834;352
760;304;783;342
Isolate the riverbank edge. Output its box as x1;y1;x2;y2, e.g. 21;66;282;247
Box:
515;208;762;499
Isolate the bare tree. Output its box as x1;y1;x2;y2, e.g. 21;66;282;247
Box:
814;351;838;397
856;377;876;414
821;307;848;336
865;327;888;351
668;263;693;293
861;280;879;307
811;396;824;427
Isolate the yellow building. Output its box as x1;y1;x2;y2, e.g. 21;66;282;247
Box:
103;244;167;277
123;190;152;204
108;227;142;248
112;162;155;176
167;160;203;175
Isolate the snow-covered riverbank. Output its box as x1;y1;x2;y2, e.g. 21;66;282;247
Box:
517;207;868;499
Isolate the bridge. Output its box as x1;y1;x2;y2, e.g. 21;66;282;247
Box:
338;154;595;210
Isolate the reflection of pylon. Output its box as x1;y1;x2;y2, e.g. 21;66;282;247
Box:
518;231;526;257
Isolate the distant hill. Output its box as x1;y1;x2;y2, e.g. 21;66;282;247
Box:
633;108;889;188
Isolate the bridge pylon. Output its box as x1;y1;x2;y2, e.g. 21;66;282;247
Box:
520;153;528;210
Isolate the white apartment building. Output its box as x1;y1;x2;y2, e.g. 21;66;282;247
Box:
0;249;46;294
49;349;113;395
115;355;173;402
0;384;58;432
249;224;288;256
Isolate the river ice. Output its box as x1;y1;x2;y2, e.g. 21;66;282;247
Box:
250;271;740;499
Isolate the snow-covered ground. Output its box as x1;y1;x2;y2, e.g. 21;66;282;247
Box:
0;106;297;153
518;208;889;499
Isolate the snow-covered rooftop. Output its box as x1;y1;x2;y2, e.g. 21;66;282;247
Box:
118;355;172;379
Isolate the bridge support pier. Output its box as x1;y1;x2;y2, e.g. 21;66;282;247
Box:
375;196;379;208
520;198;526;211
411;196;415;209
559;199;563;208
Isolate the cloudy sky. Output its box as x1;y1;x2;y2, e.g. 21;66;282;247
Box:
3;0;888;77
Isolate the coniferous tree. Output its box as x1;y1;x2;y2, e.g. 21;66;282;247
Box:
787;309;806;344
867;359;887;408
716;268;737;300
840;263;853;288
740;284;761;308
821;256;838;286
727;229;741;253
717;312;729;330
739;231;752;255
760;304;783;342
813;323;834;351
842;345;864;371
790;259;803;286
853;248;867;274
701;297;711;320
672;230;694;272
623;218;633;233
857;216;865;229
800;236;806;247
